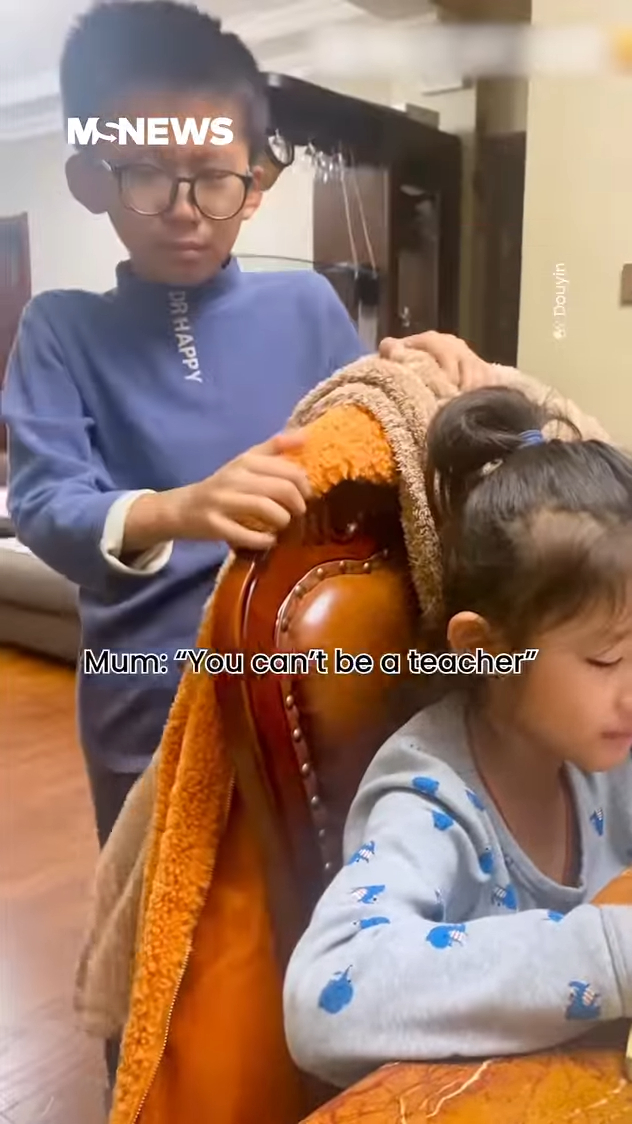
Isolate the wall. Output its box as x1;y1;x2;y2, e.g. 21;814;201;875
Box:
476;78;528;134
0;133;123;293
0;131;315;294
518;0;632;442
320;76;476;135
407;86;477;340
397;85;477;135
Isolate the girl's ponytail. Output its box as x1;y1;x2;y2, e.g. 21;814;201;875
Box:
423;386;632;647
425;387;549;532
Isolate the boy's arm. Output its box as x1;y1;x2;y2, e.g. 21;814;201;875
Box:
101;492;173;573
283;756;632;1090
3;305;312;579
2;301;172;590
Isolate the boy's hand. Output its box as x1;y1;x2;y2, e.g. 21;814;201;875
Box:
379;330;497;391
121;430;313;555
173;430;312;550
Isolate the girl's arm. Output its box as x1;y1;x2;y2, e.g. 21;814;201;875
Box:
283;749;632;1090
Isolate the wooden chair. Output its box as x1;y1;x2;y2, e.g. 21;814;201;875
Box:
212;479;632;1123
212;479;440;970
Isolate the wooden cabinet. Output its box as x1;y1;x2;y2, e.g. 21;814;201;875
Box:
266;74;462;344
313;165;448;347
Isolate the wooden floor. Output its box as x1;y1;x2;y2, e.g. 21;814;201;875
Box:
0;647;107;1123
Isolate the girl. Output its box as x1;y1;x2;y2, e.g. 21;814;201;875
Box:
283;386;632;1090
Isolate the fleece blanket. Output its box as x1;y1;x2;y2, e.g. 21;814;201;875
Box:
72;351;608;1123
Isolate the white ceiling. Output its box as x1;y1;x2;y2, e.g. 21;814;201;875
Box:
0;0;436;114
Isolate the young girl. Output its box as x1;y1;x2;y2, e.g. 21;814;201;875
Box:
283;386;632;1090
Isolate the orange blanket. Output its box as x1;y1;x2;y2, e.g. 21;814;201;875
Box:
109;405;397;1124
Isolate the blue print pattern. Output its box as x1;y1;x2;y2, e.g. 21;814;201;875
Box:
478;847;494;875
426;923;467;949
565;981;601;1021
347;842;376;865
318;968;354;1014
590;809;605;837
466;788;486;812
546;910;564;923
355;916;390;930
432;811;454;832
412;776;440;797
492;884;518;910
350;885;385;905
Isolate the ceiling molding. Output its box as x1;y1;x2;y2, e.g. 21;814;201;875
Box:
0;58;312;142
0;0;371;113
346;0;434;17
435;0;530;19
0;95;62;143
229;0;361;44
0;70;58;109
0;0;436;141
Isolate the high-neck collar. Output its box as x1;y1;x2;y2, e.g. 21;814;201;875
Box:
115;254;241;303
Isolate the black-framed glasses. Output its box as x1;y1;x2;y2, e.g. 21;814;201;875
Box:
101;160;253;220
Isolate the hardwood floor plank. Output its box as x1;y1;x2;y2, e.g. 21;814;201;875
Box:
0;647;106;1123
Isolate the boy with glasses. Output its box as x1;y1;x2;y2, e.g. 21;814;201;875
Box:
2;0;484;852
2;0;366;849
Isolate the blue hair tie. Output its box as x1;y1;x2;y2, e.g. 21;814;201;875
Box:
519;429;545;447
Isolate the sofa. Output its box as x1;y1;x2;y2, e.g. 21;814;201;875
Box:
0;452;80;664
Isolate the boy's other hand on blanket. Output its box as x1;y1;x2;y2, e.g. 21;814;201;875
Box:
173;430;312;550
123;430;313;553
379;330;497;391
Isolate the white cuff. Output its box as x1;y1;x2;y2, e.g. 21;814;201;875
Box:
100;490;174;575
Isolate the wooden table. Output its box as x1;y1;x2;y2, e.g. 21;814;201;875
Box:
302;1028;632;1122
302;872;632;1122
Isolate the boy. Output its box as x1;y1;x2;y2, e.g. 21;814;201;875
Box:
2;0;358;847
1;0;484;851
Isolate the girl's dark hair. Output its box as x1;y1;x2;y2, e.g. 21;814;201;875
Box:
425;387;632;644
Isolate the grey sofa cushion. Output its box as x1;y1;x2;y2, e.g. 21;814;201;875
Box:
0;541;78;614
0;602;79;663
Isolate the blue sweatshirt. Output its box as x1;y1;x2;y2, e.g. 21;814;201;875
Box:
2;258;366;772
284;693;632;1090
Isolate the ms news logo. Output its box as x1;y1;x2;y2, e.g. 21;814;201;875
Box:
67;117;234;147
